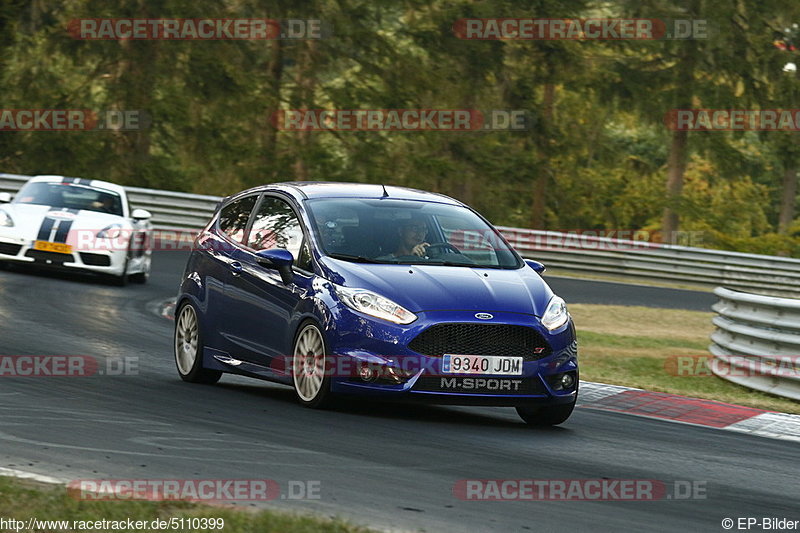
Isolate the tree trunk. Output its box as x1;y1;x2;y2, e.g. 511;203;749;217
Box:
661;27;697;242
661;128;688;243
778;163;798;234
264;38;283;181
114;38;158;186
530;82;555;229
291;40;317;182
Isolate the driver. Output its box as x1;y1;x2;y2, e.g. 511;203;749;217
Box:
391;217;430;258
91;195;115;213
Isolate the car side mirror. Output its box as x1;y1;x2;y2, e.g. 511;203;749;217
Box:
0;192;11;203
131;208;152;220
525;259;546;274
256;248;295;284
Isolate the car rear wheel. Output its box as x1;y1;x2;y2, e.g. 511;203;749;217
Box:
291;321;333;408
516;399;576;426
174;302;222;384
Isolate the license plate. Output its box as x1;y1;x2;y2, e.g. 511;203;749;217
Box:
442;354;523;375
34;240;72;254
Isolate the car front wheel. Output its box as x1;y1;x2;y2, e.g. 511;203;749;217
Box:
291;321;333;408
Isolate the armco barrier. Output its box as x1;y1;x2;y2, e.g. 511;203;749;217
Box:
499;227;800;297
710;287;800;400
3;172;800;296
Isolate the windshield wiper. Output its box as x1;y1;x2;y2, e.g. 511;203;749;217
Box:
327;253;392;264
412;259;473;267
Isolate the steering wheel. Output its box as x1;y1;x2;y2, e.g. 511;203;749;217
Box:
425;243;463;255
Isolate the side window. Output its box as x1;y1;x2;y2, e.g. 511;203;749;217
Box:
248;197;312;271
218;195;258;244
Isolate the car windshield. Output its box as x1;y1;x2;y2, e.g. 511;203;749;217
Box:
14;182;124;216
306;198;522;269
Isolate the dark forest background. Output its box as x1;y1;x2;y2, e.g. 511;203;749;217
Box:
2;1;800;256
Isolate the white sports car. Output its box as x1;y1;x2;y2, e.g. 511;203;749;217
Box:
0;175;152;285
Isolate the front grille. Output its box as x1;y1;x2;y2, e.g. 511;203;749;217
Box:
79;252;111;266
0;243;21;256
24;249;73;263
413;376;546;395
408;323;551;361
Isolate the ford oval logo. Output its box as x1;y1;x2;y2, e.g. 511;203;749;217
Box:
475;313;493;320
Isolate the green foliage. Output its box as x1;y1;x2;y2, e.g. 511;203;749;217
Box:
1;0;800;256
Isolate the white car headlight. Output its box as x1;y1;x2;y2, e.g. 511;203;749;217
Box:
333;284;417;325
97;224;123;239
541;296;569;331
0;210;14;227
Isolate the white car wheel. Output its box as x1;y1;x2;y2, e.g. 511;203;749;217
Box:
291;322;332;408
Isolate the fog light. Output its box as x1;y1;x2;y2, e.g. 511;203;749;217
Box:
359;364;377;382
560;373;575;389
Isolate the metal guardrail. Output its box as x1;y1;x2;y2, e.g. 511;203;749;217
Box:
710;287;800;400
3;172;800;296
500;227;800;297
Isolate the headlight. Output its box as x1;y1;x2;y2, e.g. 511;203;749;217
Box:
97;224;123;239
541;295;569;331
0;210;13;227
333;284;417;325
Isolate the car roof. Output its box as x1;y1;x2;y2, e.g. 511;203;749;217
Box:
231;181;463;205
27;175;126;195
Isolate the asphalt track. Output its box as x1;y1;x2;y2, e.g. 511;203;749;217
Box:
0;251;796;532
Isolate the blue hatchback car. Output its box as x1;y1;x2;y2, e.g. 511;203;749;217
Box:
174;182;578;425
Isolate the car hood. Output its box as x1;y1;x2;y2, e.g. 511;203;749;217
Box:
318;257;555;316
0;203;127;242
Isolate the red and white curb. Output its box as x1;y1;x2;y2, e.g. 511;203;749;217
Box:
578;381;800;443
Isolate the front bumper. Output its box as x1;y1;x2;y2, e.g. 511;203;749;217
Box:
325;308;578;406
0;236;128;276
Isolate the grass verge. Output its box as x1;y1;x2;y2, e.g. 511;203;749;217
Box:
570;303;800;414
0;476;373;533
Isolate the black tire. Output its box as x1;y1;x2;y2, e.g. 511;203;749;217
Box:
516;399;576;426
291;320;334;409
174;302;222;384
108;258;129;286
129;271;148;284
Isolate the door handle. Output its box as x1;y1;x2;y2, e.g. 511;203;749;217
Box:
230;261;243;276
